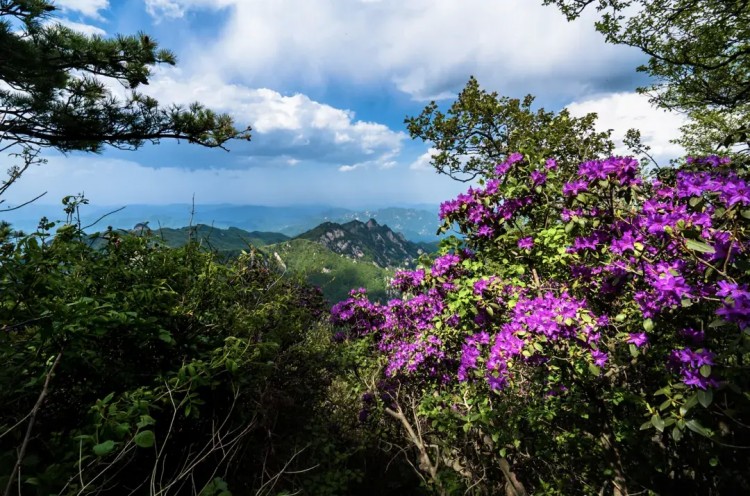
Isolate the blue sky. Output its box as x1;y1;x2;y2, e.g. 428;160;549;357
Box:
5;0;689;210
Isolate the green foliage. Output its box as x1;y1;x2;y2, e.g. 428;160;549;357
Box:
295;219;424;268
0;213;339;494
0;0;250;209
0;0;249;153
332;147;750;493
269;238;394;304
543;0;750;154
405;76;614;181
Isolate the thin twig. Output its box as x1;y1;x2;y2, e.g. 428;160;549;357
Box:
81;206;126;231
4;352;63;496
0;191;47;212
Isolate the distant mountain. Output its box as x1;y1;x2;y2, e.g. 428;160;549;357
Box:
1;203;443;240
267;238;394;304
329;207;441;241
153;224;289;252
294;218;427;268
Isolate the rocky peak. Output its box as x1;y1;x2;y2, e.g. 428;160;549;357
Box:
295;219;422;268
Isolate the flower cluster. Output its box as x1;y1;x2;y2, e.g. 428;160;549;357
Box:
457;288;602;390
333;153;750;402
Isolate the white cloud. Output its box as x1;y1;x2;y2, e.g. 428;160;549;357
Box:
141;69;406;167
338;164;364;172
143;0;234;21
54;0;109;20
410;147;437;171
1;153;467;210
51;19;106;36
147;0;643;101
566;92;688;161
144;0;185;19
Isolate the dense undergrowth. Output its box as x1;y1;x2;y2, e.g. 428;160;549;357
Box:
0;209;420;495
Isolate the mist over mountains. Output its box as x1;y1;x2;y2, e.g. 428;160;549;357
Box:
1;203;443;241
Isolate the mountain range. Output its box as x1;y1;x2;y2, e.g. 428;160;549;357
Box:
2;203;445;303
1;203;443;241
142;219;439;303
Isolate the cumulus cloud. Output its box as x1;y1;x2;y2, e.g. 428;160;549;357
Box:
140;69;406;168
566;92;688;161
409;147;437;171
54;0;109;20
143;0;644;101
144;0;186;19
143;0;234;21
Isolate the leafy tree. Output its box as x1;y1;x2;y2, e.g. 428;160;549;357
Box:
0;0;250;203
405;76;614;181
542;0;750;154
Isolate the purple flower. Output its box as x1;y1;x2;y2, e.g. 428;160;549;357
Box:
517;237;534;250
669;347;718;389
530;170;547;186
431;253;461;277
545;158;558;170
494;152;524;176
474;278;491;295
627;332;649;348
439;199;461;219
391;269;425;292
563;180;588;196
591;350;608;367
715;280;750;329
680;328;705;345
477;225;494;237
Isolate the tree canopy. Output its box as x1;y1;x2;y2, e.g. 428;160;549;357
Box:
0;0;250;203
543;0;750;154
405;76;614;181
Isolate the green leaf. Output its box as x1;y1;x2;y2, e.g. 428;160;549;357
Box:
685;239;715;254
671;426;683;442
588;364;601;376
651;414;666;432
134;430;155;448
643;318;654;332
93;440;116;457
685;419;712;438
137;415;156;428
158;330;174;344
697;389;713;408
700;365;712;378
654;386;671;396
709;318;728;328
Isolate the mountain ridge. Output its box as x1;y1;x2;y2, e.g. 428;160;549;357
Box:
295;218;426;268
1;204;442;241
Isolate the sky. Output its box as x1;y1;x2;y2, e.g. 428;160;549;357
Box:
4;0;689;210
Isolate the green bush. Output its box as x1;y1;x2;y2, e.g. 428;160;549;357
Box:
0;214;336;495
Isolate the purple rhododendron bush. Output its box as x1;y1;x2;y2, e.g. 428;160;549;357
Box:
332;153;750;495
